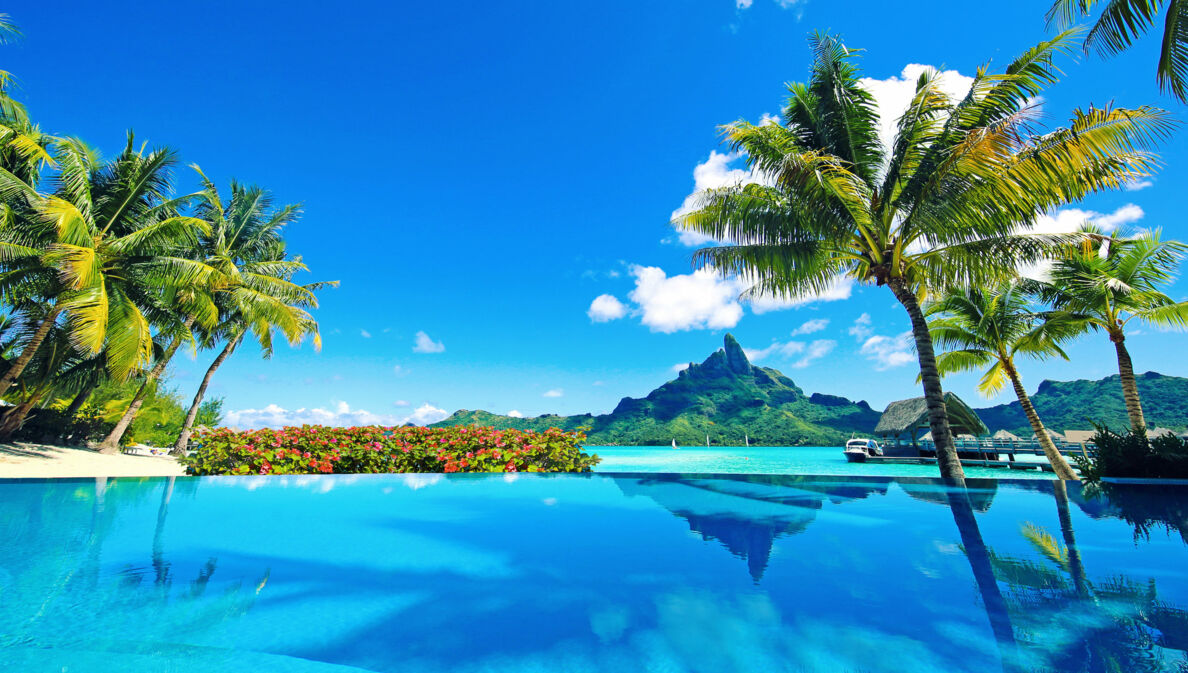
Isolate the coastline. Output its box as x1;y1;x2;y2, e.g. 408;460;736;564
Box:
0;443;185;479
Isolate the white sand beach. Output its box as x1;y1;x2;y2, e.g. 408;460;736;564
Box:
0;443;186;479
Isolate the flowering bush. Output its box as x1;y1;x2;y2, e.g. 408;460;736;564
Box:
180;425;599;476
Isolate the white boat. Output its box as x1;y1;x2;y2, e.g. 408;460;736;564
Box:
843;438;883;463
745;434;749;448
671;439;679;450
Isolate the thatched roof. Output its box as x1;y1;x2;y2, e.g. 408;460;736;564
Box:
1033;428;1065;441
1063;429;1095;444
992;429;1022;441
875;392;989;438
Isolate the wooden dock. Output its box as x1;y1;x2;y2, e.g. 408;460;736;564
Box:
864;455;1058;472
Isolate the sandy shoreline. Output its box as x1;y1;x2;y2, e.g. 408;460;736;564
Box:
0;442;186;479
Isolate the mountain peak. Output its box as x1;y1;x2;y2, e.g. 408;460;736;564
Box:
722;333;751;375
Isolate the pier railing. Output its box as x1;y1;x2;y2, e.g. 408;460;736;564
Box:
897;438;1096;459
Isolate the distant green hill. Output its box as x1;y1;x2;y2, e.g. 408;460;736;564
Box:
974;372;1188;435
432;334;881;446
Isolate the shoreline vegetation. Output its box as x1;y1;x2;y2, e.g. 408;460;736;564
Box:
0;14;333;457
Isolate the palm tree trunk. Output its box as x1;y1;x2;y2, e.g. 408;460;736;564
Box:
1110;332;1146;432
63;381;96;420
0;304;61;399
98;318;194;454
1003;359;1078;480
946;486;1018;670
0;387;46;441
172;332;241;455
1053;480;1090;598
889;278;965;481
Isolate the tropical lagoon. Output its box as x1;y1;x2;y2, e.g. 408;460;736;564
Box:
591;445;1059;479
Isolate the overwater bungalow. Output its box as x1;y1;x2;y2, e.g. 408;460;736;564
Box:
874;393;989;457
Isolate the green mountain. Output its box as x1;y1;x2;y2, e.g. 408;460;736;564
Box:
432;334;881;445
975;371;1188;435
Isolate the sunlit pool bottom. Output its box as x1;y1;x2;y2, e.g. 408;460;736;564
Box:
1;474;1186;673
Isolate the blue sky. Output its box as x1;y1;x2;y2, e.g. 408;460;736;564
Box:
7;1;1187;428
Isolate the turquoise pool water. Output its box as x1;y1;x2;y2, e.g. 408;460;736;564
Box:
1;474;1186;672
590;445;1056;478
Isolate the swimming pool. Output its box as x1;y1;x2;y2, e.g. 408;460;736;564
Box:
1;473;1185;672
590;445;1057;478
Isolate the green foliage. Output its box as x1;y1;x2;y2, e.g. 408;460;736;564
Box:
1074;426;1188;481
1048;0;1188;102
195;397;224;427
433;335;880;446
181;425;598;476
977;372;1188;435
10;407;111;444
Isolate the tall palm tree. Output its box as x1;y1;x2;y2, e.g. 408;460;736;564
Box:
925;283;1081;479
676;31;1171;480
170;170;330;454
1048;0;1188;102
0;135;220;386
1037;226;1188;432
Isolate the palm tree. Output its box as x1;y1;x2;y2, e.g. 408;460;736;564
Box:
169;171;329;454
1048;0;1188;102
0;323;85;440
1037;226;1188;432
0;133;226;452
676;31;1171;480
925;283;1081;479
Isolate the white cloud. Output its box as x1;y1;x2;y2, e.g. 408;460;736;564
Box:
791;318;829;336
860;332;915;371
794;339;836;368
628;265;744;333
392;364;405;376
394;400;410;407
611;265;851;333
736;0;803;8
744;341;806;362
744;339;836;368
226;400;448;429
1022;204;1145;279
859;65;976;165
360;329;371;338
1029;204;1144;235
405;403;449;425
542;389;564;398
1125;179;1154;192
747;276;853;313
507;410;524;418
1095;204;1144;231
672;363;691;373
587;294;627;322
412;331;445;353
848;313;873;341
670;150;771;246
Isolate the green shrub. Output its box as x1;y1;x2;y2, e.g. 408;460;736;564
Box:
12;408;114;445
181;424;600;476
1074;426;1188;481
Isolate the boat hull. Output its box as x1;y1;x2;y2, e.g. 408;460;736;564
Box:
843;449;868;463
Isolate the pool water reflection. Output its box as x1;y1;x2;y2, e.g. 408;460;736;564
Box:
0;473;1185;672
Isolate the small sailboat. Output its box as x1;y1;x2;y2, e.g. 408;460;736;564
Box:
706;434;710;448
745;434;750;448
671;439;679;450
